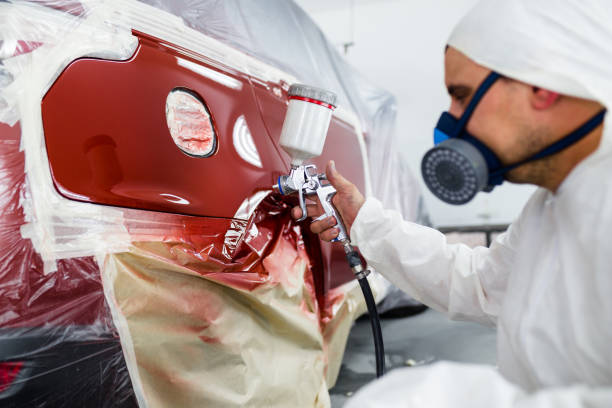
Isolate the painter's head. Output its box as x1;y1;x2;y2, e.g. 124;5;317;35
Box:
443;46;604;190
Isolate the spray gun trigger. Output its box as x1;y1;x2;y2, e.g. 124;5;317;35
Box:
313;214;327;222
314;212;342;242
296;184;308;222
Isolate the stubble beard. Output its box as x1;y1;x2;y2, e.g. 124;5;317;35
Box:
504;125;558;189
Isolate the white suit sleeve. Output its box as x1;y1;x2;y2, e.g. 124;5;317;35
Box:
344;362;612;408
351;197;522;325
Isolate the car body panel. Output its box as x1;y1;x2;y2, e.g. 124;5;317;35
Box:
2;5;370;402
41;31;365;292
42;33;288;220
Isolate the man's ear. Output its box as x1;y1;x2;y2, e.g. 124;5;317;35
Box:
531;87;560;110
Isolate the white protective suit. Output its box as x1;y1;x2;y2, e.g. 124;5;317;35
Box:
346;0;612;407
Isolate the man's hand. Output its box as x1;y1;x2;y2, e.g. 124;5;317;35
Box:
291;160;365;241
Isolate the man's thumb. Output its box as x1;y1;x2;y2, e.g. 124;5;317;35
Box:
326;160;352;192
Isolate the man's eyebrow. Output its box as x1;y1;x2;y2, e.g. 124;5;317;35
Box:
447;84;472;99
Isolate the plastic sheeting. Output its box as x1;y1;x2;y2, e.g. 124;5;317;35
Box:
0;0;423;406
141;0;427;223
103;196;382;407
0;121;134;406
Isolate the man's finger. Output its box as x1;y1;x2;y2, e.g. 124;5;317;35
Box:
326;160;354;194
320;227;339;242
310;216;337;234
291;204;323;220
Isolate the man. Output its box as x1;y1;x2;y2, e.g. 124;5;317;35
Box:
293;0;612;406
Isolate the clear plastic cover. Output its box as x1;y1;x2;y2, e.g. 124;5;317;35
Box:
0;0;425;406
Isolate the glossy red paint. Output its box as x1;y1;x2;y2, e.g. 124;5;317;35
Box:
40;31;366;295
42;33;288;220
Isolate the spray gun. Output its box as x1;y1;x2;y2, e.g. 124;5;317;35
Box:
276;164;367;280
274;84;385;378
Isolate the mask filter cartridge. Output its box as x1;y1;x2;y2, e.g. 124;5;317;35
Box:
421;138;489;204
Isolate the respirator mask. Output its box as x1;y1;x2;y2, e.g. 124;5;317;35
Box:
421;71;607;205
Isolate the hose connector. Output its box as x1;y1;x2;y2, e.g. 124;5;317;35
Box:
342;242;370;280
351;262;370;280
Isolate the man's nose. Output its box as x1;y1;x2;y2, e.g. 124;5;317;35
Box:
448;100;464;118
